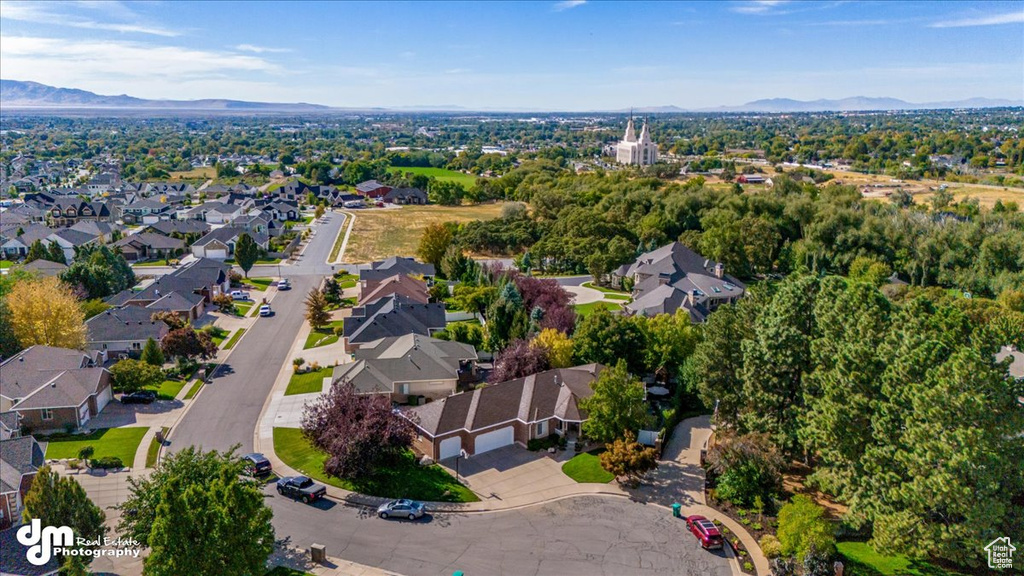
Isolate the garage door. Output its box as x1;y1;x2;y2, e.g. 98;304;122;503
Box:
96;386;112;412
206;248;228;259
438;436;462;460
474;426;514;455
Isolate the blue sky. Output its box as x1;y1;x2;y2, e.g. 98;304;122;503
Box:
1;0;1021;110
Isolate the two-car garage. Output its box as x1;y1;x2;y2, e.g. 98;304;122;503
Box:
436;425;515;460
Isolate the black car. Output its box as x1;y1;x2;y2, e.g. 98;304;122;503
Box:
121;390;157;404
242;453;272;477
276;476;327;504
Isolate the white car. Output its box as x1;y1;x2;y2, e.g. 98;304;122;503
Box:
230;290;249;301
259;304;272;317
277;279;291;290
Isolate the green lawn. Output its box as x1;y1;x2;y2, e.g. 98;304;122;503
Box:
207;327;229;347
43;427;148;465
836;542;965;576
223;328;245;350
285;367;333;396
602;293;632;301
0;260;14;269
234;302;254;317
226;258;281;265
145;426;170;468
303;320;344;349
273;427;478;502
148;379;187;400
334;272;358;289
386;166;478;188
132;260;173;267
573;301;622;317
183;379;204;400
582;281;630;295
240;277;274;290
301;215;314;225
561;451;614;483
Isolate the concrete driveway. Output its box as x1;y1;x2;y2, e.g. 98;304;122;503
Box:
440;445;593;505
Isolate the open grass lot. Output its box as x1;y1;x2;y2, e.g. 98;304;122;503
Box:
836;542;965;576
574;301;622;317
43;427;148;464
273;427;478;502
561;450;613;483
223;328;245;350
303;320;344;349
284;367;333;396
149;379;187;400
345;203;506;263
386;166;478;188
169;166;216;180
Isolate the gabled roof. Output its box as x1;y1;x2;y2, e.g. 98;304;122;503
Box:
113;232;185;251
50;228;97;246
0;346;92;400
1;435;45;494
145;219;211;236
332;334;477;395
360;257;435;282
86;306;169;343
193;226;268;248
355;180;390;193
343;294;446;345
383;187;427;202
146;290;205;312
68;220;114;237
359;274;430;305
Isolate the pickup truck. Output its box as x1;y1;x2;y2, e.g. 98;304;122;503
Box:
276;475;326;504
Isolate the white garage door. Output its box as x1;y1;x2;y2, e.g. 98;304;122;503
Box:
474;426;514;455
96;386;112;412
206;248;228;260
438;436;462;460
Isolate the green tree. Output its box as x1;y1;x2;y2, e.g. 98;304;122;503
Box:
532;328;574;368
22;466;107;569
705;431;785;507
416;223;453;271
427;179;464;205
572;308;646;374
848;255;892;287
314;204;326;220
776;495;835;562
304;288;330;330
692;299;755;430
233;233;259;278
109;358;163;393
579;361;653;443
440;244;469;281
25;239;47;263
141;337;165;366
642;310;700;380
46;240;67;265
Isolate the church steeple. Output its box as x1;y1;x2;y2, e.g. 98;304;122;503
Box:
639;115;650;142
624;110;637;142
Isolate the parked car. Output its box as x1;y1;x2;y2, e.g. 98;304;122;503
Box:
276;476;326;504
121;390;157;404
259;304;272;317
242;453;272;477
277;278;291;290
685;515;724;550
377;499;426;520
230;290;250;301
375;202;385;208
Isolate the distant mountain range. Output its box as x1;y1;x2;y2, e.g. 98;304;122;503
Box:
2;79;1020;113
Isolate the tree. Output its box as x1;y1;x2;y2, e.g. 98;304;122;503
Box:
440;244;469;281
427;179;464;206
776;495;836;562
490;339;550;382
7;275;86;349
46;240;67;265
705;431;785;507
61;245;135;300
599;431;659;486
22;466;107;569
417;223;453;270
579;361;653;443
848;255;892;287
642;310;700;380
572;308;646;374
211;293;234;313
109;359;163;393
304;288;329;330
301;381;415;479
428;281;450;303
314;204;326;220
451;284;497;316
532;328;574;368
25;239;47;263
151;311;186;330
160;327;217;361
234;233;259;278
118;447;274;576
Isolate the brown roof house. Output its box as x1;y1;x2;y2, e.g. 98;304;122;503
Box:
403;364;603;461
358;273;430;306
331;334;477;403
0;346;113;433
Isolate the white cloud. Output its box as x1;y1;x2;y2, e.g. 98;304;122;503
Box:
235;44;292;54
0;0;180;36
553;1;586;12
930;11;1024;28
731;1;790;15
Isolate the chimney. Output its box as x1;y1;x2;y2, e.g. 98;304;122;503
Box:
713;262;724;279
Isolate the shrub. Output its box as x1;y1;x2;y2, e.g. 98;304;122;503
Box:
777;495;836;561
310;361;320;371
77;446;95;460
759;534;782;558
743;562;754;572
333;325;345;337
752;522;763;531
67;458;82;470
292;357;305;372
90;456;124;469
705;431;784;508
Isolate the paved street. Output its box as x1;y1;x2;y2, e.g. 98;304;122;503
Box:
166;212;346;454
268;494;734;576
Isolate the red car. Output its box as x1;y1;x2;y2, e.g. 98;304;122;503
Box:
686;515;724;550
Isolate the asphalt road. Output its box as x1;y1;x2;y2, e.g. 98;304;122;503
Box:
268;494;734;576
166;212;346;454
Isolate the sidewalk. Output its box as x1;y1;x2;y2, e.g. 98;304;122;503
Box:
269;546;402;576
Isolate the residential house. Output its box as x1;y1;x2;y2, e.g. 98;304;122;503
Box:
68;220;116;243
383;187;428;205
86;172;120;194
144;219;212;239
0;225;54;259
112;232;185;262
106;257;229;309
144;290;206;322
359;273;430;306
182;201;247;225
0;412;20;440
0;346;113;433
358;257;436;288
121;199;174;224
343;294;446;352
404;364;604;460
145;182;195;197
355;180;392;199
613;242;746;322
263;201;300;222
331;335;477;403
17;259;68;278
43;198;113;227
191;226;269;260
46;228;99;262
85;306;170;355
0;434;45;530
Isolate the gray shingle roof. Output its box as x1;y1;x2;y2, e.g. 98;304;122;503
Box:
0;526;60;575
343;295;446;345
0;346;91;401
114;232;185;251
86;306;169;343
332;335;476;395
1;435;44;494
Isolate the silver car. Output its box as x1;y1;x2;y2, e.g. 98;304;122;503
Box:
377;499;426;520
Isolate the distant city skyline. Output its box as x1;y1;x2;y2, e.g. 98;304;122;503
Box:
1;0;1021;110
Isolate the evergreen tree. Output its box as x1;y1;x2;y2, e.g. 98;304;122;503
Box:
22;466;107;569
25;239;47;263
46;240;67;264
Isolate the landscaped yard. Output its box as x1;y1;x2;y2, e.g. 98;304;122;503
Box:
132;260;173;267
284;367;333;396
273;427;478;502
561;450;614;483
148;378;187;400
582;281;630;295
573;301;622;317
386;166;478;188
223;328;245;350
344;203;506;263
836;542;965;576
303;320;344;349
234;302;254;317
334;272;358;289
43;427;148;465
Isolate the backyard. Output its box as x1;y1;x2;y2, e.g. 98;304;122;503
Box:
285;367;333;396
344;203;506;263
836;542;965;576
273;427;478;502
43;427;148;465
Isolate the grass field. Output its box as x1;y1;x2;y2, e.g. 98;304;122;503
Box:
561;451;614;483
345;203;507;263
285;367;333;396
43;427;148;465
149;379;187;400
234;301;254;317
273;427;478;502
223;328;245;350
836;542;964;576
386;166;478;188
169;166;216;180
574;301;622;317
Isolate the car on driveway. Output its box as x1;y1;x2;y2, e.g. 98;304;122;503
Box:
685;515;724;550
242;453;272;477
259;304;272;317
276;476;326;504
121;390;157;404
377;499;426;520
230;290;250;300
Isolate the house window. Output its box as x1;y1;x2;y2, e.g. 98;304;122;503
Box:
41;408;54;421
132;342;142;350
398;383;410;395
535;420;547;437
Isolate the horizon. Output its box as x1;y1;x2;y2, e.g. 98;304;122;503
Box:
0;1;1021;111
